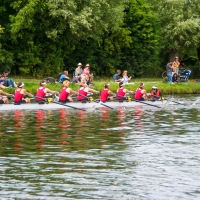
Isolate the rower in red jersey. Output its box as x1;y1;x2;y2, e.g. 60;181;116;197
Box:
14;82;33;104
0;90;13;104
77;80;99;101
99;83;114;102
35;80;58;103
134;82;149;101
59;80;78;103
117;82;134;100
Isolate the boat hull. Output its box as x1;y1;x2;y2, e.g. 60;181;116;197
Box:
0;100;171;111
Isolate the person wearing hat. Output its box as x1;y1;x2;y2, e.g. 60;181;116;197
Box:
73;63;83;83
99;83;115;102
0;89;14;104
151;86;162;101
172;57;180;75
14;82;33;104
117;82;134;100
1;70;16;88
35;81;58;103
134;82;148;101
59;80;78;103
81;64;93;86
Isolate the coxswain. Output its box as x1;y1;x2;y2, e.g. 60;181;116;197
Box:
14;82;33;104
117;82;134;100
134;82;149;101
0;90;13;104
77;81;99;101
100;83;115;102
59;80;78;103
35;80;58;103
151;86;162;100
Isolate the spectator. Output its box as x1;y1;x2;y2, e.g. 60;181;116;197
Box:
81;64;93;86
172;56;180;75
172;73;178;83
59;70;70;83
166;62;173;83
73;63;83;83
113;70;121;82
1;70;16;88
121;70;132;85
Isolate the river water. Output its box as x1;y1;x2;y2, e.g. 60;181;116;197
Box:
0;102;200;199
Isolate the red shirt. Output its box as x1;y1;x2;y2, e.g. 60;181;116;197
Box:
117;88;126;100
59;87;69;101
14;89;24;102
36;88;46;101
77;88;87;101
100;89;109;101
134;88;143;100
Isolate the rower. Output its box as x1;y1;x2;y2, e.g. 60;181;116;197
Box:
134;82;149;101
59;80;78;103
35;81;58;103
14;82;33;104
117;82;134;100
0;90;14;104
77;82;99;102
100;83;115;102
151;86;162;101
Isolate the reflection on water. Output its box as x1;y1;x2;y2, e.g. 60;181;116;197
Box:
0;107;200;199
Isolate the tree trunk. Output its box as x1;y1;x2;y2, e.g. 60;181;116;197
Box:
168;49;179;62
197;47;200;69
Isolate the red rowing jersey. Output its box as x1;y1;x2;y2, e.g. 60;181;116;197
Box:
100;89;109;101
134;88;143;100
36;87;46;101
117;88;126;100
14;89;23;102
59;87;69;101
77;87;87;101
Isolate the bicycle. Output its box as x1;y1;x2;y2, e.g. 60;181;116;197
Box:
162;67;186;78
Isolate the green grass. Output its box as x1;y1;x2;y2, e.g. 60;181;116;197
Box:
2;77;200;95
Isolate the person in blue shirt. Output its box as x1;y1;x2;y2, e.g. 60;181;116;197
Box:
113;69;121;82
59;70;70;83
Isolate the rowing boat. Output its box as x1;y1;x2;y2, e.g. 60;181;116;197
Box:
0;100;181;111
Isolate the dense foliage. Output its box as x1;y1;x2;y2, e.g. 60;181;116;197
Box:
0;0;199;78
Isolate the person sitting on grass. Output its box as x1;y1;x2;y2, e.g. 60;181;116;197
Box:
0;90;14;104
35;81;58;103
1;70;17;88
59;70;70;83
59;80;78;103
14;82;33;104
113;69;121;82
172;73;179;83
99;83;115;102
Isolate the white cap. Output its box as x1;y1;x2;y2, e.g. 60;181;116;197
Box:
78;63;82;66
152;86;158;89
86;64;90;67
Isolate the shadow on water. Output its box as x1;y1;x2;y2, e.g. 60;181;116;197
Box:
0;105;200;199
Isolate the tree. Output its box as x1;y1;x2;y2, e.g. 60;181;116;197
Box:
1;0;125;76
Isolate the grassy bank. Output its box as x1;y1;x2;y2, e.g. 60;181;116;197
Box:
2;77;200;95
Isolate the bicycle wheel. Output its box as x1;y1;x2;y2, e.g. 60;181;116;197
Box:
162;71;167;78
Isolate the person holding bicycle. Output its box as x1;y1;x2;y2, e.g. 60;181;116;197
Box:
166;62;173;83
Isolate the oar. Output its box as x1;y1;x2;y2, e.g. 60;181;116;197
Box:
117;94;161;108
35;96;85;111
152;95;187;106
52;101;85;111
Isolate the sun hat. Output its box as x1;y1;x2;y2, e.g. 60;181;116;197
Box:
86;64;90;67
78;63;82;66
18;82;24;88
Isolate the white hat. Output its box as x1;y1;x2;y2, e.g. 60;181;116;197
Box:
78;63;82;66
86;64;90;67
152;86;158;89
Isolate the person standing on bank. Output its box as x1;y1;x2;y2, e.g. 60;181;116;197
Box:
166;62;173;83
172;57;180;75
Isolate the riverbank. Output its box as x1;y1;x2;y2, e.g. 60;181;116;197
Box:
2;77;200;95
